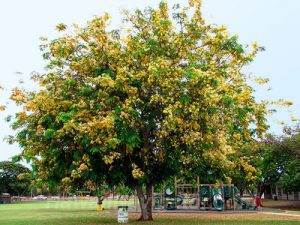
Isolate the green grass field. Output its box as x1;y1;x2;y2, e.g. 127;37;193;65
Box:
0;200;299;225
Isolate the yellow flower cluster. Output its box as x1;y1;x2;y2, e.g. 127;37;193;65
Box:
255;77;269;85
132;164;145;179
291;115;298;122
10;88;28;103
103;152;121;165
189;0;201;7
71;169;81;178
56;23;67;32
17;173;27;180
79;163;88;171
0;84;5;109
61;177;71;184
271;99;293;107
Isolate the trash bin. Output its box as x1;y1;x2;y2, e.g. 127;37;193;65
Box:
117;206;128;223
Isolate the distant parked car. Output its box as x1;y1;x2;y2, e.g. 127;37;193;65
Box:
33;195;47;200
50;196;60;200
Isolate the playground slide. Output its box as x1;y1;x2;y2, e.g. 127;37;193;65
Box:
212;188;224;211
234;195;257;210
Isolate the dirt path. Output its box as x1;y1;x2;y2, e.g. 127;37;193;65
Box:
261;212;300;218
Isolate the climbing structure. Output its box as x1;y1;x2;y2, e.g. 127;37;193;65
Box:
151;181;257;211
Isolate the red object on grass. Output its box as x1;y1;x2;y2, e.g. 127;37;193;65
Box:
255;195;262;207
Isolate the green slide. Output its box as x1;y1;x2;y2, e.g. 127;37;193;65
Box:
234;195;257;210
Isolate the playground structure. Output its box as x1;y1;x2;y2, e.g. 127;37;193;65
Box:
151;177;257;211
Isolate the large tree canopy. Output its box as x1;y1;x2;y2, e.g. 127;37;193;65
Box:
10;0;267;220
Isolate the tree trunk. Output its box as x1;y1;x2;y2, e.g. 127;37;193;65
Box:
136;184;153;221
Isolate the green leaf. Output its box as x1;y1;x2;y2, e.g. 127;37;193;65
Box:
44;129;55;138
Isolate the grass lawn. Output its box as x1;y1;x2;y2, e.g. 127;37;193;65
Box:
0;200;299;225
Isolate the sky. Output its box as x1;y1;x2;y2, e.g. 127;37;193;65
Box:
0;0;299;161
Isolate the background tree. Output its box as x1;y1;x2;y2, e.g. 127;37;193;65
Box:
0;161;31;196
258;128;300;196
10;0;267;220
115;183;134;200
279;130;300;192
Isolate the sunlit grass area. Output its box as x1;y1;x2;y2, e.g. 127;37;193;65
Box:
0;200;299;225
